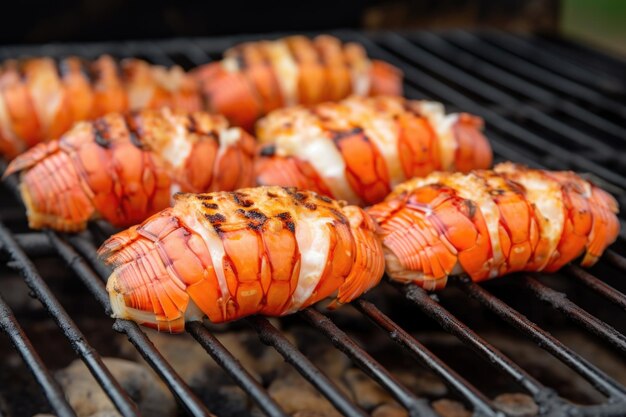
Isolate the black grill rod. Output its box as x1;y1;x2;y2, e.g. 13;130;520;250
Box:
0;232;55;257
449;31;626;118
411;31;626;142
0;293;77;417
353;300;500;417
604;250;626;273
564;265;626;312
382;32;623;155
299;308;437;417
186;322;288;417
246;316;369;417
47;233;215;417
340;32;626;190
394;282;550;401
462;280;626;400
0;224;141;417
481;31;625;95
522;275;626;354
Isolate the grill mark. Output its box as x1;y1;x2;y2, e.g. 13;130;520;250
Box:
232;192;254;207
77;59;92;82
124;114;147;149
197;195;213;201
246;209;268;231
205;213;226;223
55;57;69;78
186;114;200;134
202;202;219;209
304;202;317;210
464;199;477;219
331;127;364;143
316;194;332;203
259;144;276;157
329;208;348;224
93;119;111;148
275;212;295;233
235;52;247;70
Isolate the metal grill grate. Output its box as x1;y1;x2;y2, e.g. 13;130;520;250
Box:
1;30;625;417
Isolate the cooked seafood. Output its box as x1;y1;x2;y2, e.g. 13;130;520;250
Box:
255;96;492;205
3;108;255;232
98;186;385;332
367;163;620;290
0;55;202;158
193;35;402;130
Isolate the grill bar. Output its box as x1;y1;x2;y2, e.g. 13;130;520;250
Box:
0;223;141;417
186;321;289;417
354;299;499;416
463;281;626;400
605;251;626;272
46;232;214;417
246;316;368;417
299;308;435;417
412;31;626;142
0;293;77;417
447;31;626;117
565;265;626;311
396;283;547;397
522;276;626;353
481;31;625;95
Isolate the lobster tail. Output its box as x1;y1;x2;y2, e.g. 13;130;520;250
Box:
16;142;95;232
368;60;403;96
100;187;386;331
369;164;620;290
333;205;385;305
0;55;203;158
101;209;211;333
4;109;256;232
193;36;403;130
255;151;334;198
255;96;493;206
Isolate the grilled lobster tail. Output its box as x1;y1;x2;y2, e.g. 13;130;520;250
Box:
4;108;255;231
255;96;492;206
0;55;202;158
193;35;403;130
367;163;620;290
98;186;385;332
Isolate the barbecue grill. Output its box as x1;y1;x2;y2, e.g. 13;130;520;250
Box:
1;30;625;417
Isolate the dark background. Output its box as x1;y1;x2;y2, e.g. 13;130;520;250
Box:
0;0;624;56
0;0;558;43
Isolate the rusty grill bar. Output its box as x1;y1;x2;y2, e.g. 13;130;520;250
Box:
0;30;625;417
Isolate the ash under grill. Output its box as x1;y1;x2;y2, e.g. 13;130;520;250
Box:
1;30;626;417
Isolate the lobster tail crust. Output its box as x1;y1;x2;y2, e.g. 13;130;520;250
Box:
255;96;492;206
99;186;385;333
193;35;403;131
14;142;96;232
0;55;202;159
4;108;256;231
368;163;620;290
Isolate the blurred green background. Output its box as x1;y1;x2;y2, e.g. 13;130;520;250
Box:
562;0;626;55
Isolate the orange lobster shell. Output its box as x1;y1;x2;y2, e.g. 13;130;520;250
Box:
255;96;492;206
193;35;403;130
0;55;202;158
367;163;620;290
4;108;255;232
98;186;385;332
